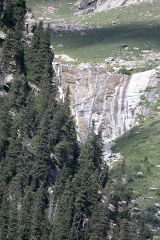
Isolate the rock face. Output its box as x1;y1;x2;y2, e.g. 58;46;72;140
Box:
96;0;153;11
54;63;160;159
50;22;97;33
0;57;14;94
24;11;37;40
77;0;154;12
77;0;97;10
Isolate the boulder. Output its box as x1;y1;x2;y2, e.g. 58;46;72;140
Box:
132;207;141;212
24;11;37;39
149;187;158;191
0;31;6;40
136;172;144;177
78;0;97;10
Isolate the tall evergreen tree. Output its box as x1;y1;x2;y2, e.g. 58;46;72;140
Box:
9;74;29;111
89;204;109;240
118;219;132;240
70;127;103;240
25;22;54;85
31;112;52;187
30;183;50;240
0;96;11;161
2;0;26;29
51;180;75;240
0;193;10;240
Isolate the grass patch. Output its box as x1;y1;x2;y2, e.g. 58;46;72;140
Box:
111;115;160;211
27;0;160;63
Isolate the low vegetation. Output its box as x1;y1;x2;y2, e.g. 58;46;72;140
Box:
112;109;160;228
26;0;160;63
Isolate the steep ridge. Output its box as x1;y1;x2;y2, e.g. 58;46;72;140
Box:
54;63;160;159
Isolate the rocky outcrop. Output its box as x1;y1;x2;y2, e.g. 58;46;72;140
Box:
96;0;154;11
54;63;160;159
24;11;37;40
0;57;14;94
50;22;98;33
76;0;97;10
77;0;154;13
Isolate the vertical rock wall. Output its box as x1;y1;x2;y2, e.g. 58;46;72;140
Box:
54;63;160;158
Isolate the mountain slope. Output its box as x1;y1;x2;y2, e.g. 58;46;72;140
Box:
112;113;160;234
1;0;160;239
26;0;160;64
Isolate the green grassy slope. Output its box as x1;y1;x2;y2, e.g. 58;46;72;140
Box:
27;0;76;19
112;109;160;223
27;0;160;63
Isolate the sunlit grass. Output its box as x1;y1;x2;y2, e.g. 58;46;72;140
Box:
27;0;160;62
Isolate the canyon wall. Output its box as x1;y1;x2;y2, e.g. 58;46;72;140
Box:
54;63;160;159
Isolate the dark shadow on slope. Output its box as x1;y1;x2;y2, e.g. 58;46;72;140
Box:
51;22;160;49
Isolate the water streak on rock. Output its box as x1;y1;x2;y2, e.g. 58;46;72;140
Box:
54;63;159;159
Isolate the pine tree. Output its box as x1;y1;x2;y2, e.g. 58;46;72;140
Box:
89;204;109;240
51;180;74;240
0;193;10;240
18;187;35;240
18;92;37;138
9;74;29;111
31;112;53;187
0;96;11;161
70;127;103;240
79;123;103;172
2;0;26;29
25;21;54;85
30;183;50;240
100;162;108;188
70;168;99;240
0;129;23;187
2;23;24;71
50;88;79;173
118;219;132;240
7;200;18;240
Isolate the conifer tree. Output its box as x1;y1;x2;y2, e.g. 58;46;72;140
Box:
0;96;11;161
18;92;37;138
30;183;50;240
31;113;51;187
89;204;109;240
0;193;10;240
50;88;79;173
9;74;29;111
118;219;132;240
51;180;75;240
25;22;54;85
2;0;26;29
0;129;23;187
18;187;35;240
70;127;103;240
7;200;18;240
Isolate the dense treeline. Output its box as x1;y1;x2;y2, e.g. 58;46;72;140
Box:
0;1;152;239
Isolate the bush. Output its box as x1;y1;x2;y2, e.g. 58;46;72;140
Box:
118;67;132;75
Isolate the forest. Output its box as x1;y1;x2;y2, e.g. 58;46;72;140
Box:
0;0;152;239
